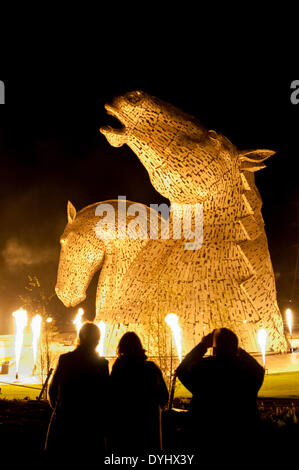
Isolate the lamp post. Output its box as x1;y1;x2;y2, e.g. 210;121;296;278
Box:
45;317;53;375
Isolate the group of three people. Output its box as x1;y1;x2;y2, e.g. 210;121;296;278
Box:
45;322;265;460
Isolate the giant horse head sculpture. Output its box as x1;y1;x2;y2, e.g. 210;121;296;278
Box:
100;90;274;205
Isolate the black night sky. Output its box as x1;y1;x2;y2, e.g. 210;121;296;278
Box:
0;56;298;334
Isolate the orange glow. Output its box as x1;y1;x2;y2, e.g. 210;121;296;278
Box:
96;321;106;356
257;329;267;367
73;308;84;336
165;313;182;362
12;308;28;375
31;314;42;366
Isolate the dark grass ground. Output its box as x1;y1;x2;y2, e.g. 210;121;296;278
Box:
0;398;299;462
1;397;299;465
0;399;51;458
1;373;299;463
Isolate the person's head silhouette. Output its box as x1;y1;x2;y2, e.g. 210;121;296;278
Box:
78;321;101;350
213;328;238;358
117;332;147;360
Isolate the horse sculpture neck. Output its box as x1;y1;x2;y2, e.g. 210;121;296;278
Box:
168;168;259;246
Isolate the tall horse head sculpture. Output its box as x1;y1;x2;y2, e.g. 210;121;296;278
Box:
99;90;287;353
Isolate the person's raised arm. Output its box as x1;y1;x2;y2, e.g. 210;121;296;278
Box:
176;331;214;392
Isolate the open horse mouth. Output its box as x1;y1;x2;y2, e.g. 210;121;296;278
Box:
100;103;127;147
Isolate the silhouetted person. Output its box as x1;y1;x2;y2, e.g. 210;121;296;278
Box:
176;328;265;454
110;332;169;453
45;322;109;461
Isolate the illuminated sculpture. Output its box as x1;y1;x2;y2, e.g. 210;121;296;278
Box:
55;91;287;355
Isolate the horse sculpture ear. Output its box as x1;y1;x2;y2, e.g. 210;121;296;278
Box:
67;200;77;223
239;149;276;172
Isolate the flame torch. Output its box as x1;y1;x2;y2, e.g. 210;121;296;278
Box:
165;313;182;363
257;328;267;369
12;308;28;379
96;321;106;356
286;308;293;352
73;308;84;336
31;314;42;375
165;313;182;410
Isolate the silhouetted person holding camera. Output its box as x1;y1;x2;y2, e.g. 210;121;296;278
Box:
110;332;169;453
45;321;109;461
176;328;265;453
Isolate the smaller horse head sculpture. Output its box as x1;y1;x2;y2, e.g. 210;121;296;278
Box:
55;199;161;313
55;201;106;307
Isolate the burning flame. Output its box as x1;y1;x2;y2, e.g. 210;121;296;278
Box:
73;308;84;336
165;313;182;363
31;314;42;366
257;328;267;368
96;321;106;356
12;308;28;376
286;308;293;336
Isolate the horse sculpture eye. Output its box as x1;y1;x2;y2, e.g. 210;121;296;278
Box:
126;91;143;104
208;130;218;140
